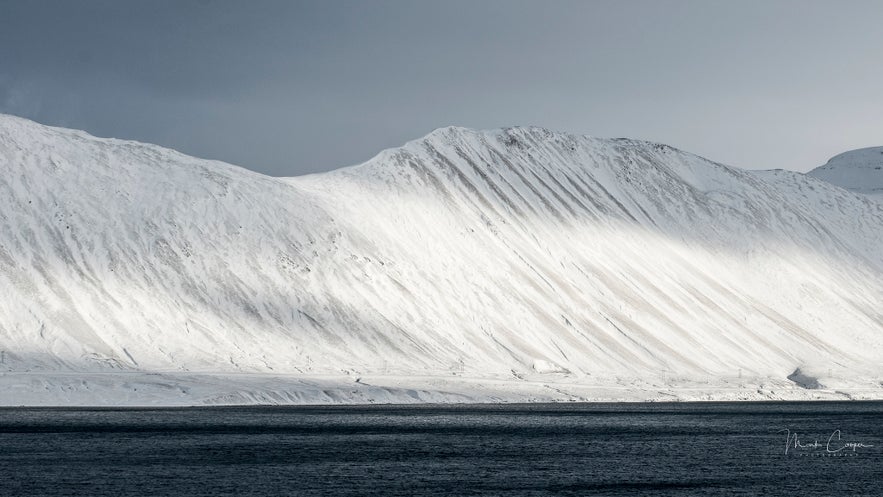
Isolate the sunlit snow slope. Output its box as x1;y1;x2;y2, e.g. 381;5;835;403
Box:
808;146;883;198
1;114;882;404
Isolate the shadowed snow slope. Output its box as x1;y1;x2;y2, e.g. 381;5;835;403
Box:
808;146;883;198
1;115;882;404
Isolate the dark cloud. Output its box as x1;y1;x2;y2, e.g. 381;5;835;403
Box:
2;0;883;176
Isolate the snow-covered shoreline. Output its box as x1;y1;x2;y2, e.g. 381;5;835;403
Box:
2;371;881;407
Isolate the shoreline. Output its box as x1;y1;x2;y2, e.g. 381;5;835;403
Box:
2;371;881;407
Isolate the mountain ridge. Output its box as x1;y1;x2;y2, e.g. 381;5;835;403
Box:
1;113;881;405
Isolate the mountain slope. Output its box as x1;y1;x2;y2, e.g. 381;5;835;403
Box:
808;146;883;198
1;115;882;404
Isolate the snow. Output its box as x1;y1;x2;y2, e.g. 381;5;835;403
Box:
807;146;883;198
0;115;881;405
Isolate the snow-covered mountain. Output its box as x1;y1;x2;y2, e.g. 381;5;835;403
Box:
808;146;883;198
1;114;881;405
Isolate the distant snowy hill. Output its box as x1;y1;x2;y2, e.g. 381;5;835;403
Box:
1;114;881;405
808;146;883;198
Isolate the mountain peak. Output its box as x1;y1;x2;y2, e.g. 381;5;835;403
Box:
808;146;883;197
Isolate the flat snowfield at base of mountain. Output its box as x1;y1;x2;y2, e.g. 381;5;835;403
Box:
2;371;881;406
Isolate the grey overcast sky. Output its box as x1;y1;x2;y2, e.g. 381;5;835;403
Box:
1;0;882;176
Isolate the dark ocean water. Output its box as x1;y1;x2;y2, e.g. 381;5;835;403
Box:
0;402;881;496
